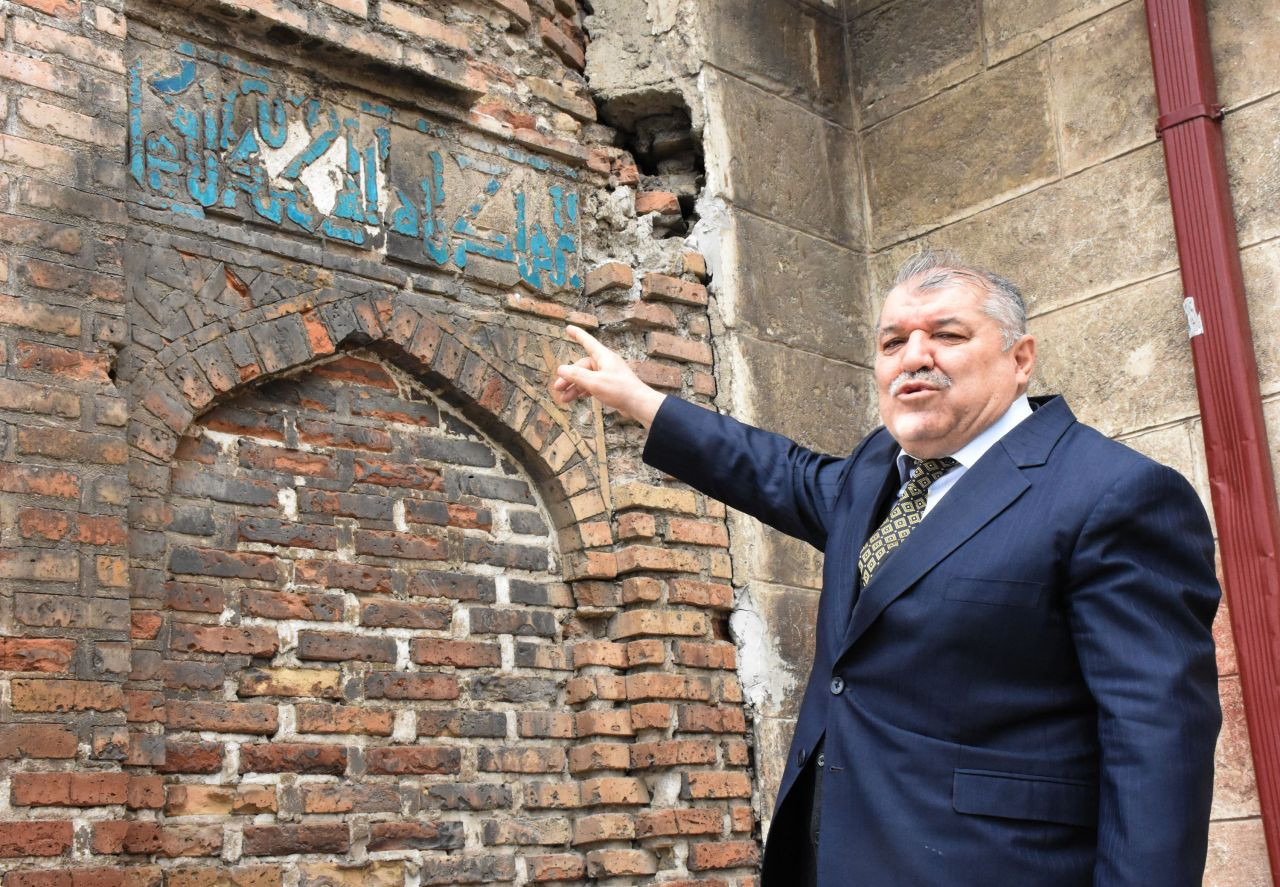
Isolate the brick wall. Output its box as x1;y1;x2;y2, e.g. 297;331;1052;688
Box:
0;0;761;883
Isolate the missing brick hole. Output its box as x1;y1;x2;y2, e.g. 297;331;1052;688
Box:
599;91;704;238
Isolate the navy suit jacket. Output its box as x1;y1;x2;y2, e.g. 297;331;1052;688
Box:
643;394;1220;886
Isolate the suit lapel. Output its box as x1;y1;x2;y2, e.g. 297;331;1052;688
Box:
837;395;1075;656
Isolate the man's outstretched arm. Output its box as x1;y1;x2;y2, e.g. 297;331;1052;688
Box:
553;325;852;550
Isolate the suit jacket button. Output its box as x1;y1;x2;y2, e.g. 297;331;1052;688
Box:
830;677;845;695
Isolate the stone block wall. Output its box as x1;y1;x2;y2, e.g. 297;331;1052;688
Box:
852;0;1280;881
0;0;762;883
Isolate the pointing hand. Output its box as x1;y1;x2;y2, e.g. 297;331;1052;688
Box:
552;325;666;428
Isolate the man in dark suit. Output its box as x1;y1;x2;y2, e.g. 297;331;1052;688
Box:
553;251;1221;886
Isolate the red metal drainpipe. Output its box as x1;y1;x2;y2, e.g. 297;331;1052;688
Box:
1144;0;1280;880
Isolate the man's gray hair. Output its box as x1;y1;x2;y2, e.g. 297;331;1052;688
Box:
892;249;1027;350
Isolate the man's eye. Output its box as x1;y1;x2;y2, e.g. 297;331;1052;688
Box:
881;339;904;351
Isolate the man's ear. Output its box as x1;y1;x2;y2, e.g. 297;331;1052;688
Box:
1012;335;1036;390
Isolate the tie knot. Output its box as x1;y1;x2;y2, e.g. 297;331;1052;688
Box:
906;456;958;490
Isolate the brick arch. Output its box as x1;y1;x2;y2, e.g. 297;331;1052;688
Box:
116;241;758;882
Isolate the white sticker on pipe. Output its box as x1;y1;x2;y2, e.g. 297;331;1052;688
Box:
1184;296;1204;338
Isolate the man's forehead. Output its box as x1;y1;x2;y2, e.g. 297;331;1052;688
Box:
878;280;986;329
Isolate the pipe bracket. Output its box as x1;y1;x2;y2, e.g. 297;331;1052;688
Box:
1156;102;1225;136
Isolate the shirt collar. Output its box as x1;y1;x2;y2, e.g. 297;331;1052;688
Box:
894;395;1033;480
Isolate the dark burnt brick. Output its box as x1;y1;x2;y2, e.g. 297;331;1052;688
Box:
418;855;516;884
239;742;347;775
168;547;277;581
469;675;562;704
238;518;339;550
515;642;569;670
365;672;459;700
360;599;451;629
242;589;343;621
368;820;465;852
403;497;450;525
450;472;533;503
242;823;349;856
167;701;278;735
365;745;461;775
249;315;310;375
157;741;223;774
470;607;557;637
173;434;219;464
481;816;572;846
162;661;225;691
424;783;512;811
509;510;549;535
298;419;393;452
509;580;564;606
408;569;495;602
411;638;502;668
313;355;396;388
298;489;393;521
351;391;439;426
168;506;216;535
170;467;277;506
462;538;549;570
354;458;443;490
355;529;447;561
165;581;225;613
417;710;508;738
412;436;494;467
297;631;395;663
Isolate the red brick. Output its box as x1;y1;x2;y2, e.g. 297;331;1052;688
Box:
17;96;124;147
569;639;628;669
296;631;395;663
572;813;635;846
584;262;633;296
0;821;73;857
18;256;122;298
630;359;683;390
618;512;658;539
239;443;335;477
16;427;126;466
642;272;709;306
612;609;708;639
667;518;730;549
164;866;281;887
92;822;221;857
13;18;124;73
575;709;633;737
635;190;680;215
411;637;501;667
165;701;277;735
630;702;672;730
157;741;223;774
687;840;760;871
539;16;584;68
0;217;81;256
12;0;80;19
0;724;77;759
170;625;278;656
630;739;718;769
354;528;446;560
731;804;754;833
0;378;79;417
478;746;565;773
360;599;451;629
584;849;657;878
364;672;459;700
15;341;110;381
626;673;712;701
518;712;575;739
0;637;75;672
353;458;441;489
0;463;79;497
524;782;581;809
677;704;748;734
581;776;648;806
369;820;465;851
625;639;666;665
621;577;663;604
614;544;702;574
300;784;398;814
11;679;122;712
647;331;713;365
673;640;737;670
526;854;587;882
295;703;393;736
165;785;276;817
568;742;630;773
682;771;752;799
635;807;723;838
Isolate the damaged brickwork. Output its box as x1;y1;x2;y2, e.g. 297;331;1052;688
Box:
0;0;757;883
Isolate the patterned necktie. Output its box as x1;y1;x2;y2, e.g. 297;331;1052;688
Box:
857;456;958;587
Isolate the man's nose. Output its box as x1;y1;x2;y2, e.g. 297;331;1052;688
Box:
900;331;934;370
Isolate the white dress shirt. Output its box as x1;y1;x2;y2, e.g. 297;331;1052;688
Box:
893;395;1033;519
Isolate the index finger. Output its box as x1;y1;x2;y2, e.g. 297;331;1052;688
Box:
564;324;608;360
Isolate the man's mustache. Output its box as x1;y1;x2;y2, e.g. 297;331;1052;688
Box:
888;368;953;396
